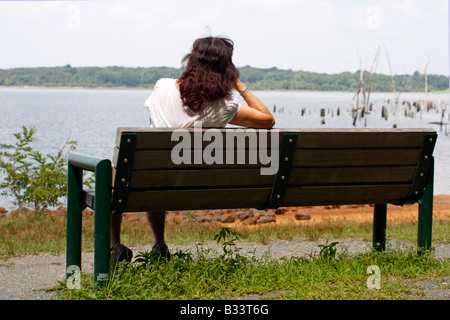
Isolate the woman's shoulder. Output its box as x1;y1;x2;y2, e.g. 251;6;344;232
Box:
151;78;179;97
154;78;177;88
157;78;177;83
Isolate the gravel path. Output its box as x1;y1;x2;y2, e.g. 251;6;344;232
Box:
0;238;448;300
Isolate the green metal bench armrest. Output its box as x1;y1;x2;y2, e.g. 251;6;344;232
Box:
68;152;111;173
66;152;112;284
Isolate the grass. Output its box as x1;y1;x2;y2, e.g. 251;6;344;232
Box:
1;210;448;259
0;210;449;300
56;232;449;300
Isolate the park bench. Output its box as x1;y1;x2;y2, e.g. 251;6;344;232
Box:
66;127;437;284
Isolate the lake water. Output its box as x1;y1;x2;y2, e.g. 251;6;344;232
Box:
0;87;449;210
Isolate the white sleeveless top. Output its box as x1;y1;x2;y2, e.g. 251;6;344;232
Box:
144;78;241;128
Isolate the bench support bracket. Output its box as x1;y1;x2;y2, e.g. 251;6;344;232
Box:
418;156;434;251
112;133;136;215
266;133;298;209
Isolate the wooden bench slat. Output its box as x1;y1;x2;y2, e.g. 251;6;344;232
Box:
117;128;279;150
132;150;269;169
125;188;272;212
129;166;416;189
295;131;427;149
116;127;432;150
289;166;416;185
292;149;421;167
123;184;412;212
283;184;412;206
130;148;421;170
130;169;273;188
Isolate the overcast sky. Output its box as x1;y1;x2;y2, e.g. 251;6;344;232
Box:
0;0;448;76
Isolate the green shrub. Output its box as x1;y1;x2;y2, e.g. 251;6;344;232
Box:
0;126;76;213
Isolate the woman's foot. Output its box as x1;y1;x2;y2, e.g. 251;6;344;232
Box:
149;240;171;262
110;243;133;269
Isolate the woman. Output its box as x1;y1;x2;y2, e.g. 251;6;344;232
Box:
110;36;275;266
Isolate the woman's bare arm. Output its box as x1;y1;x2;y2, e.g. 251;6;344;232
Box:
229;79;275;128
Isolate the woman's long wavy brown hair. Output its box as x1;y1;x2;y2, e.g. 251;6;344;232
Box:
178;37;239;112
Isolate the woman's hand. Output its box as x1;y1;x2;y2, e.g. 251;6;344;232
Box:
231;78;247;93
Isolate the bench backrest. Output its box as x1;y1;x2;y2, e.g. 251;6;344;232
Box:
110;127;437;214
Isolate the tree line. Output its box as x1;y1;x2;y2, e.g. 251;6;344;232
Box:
0;64;448;92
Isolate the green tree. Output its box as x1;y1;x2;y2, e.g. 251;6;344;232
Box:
0;66;448;91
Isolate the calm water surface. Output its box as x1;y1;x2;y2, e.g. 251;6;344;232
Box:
0;87;449;209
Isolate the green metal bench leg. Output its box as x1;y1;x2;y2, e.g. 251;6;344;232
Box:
66;163;83;278
418;157;434;251
93;159;112;285
373;204;387;251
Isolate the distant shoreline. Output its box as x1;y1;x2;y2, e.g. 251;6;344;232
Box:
0;85;153;91
1;85;448;95
1;66;448;92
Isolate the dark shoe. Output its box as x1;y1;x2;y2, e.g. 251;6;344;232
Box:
110;243;133;269
149;241;171;262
